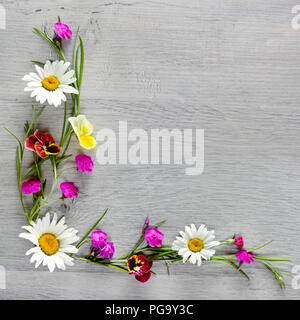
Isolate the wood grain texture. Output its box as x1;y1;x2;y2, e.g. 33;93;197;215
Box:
0;0;300;299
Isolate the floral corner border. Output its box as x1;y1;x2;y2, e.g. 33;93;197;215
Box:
6;19;292;288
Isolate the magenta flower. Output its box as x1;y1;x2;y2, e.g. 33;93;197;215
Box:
100;242;115;260
21;179;41;195
234;236;244;249
91;230;107;249
236;250;255;267
60;182;79;198
145;227;164;248
54;22;72;40
75;154;94;174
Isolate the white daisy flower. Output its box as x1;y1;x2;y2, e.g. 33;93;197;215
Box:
19;212;79;272
22;60;79;107
172;224;220;266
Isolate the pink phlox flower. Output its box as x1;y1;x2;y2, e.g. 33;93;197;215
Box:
75;154;94;174
91;230;107;249
144;227;164;248
54;22;72;40
100;241;115;260
21;179;41;195
60;182;79;198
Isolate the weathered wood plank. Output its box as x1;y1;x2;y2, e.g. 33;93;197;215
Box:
0;0;299;299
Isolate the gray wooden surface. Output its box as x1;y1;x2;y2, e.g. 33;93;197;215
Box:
0;0;300;300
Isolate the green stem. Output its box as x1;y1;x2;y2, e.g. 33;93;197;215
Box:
29;156;57;222
75;257;129;273
247;240;273;252
57;166;77;179
76;208;109;249
59;102;67;146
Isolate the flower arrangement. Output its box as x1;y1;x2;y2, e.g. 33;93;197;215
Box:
6;19;291;289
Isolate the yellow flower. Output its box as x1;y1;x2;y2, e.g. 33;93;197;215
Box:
68;115;96;149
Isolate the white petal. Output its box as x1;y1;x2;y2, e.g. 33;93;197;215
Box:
24;86;36;92
47;257;56;272
60;235;79;245
34;254;45;268
56;61;70;77
57;252;74;266
30;252;43;265
52;255;66;270
26;81;42;88
189;253;197;264
51;91;62;107
59;70;75;83
179;230;188;241
59;84;79;94
62;77;77;85
35;64;45;79
178;247;189;256
25;247;40;256
196;253;202;266
60;245;78;254
190;224;197;237
203;232;215;244
56;89;67;102
184;225;193;239
182;250;192;263
205;240;220;248
200;248;215;260
19;233;38;246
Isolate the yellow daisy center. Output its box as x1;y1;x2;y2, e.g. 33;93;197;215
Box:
38;233;60;256
188;238;204;252
42;76;60;91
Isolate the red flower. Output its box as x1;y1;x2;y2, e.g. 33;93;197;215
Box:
127;254;152;283
234;236;244;249
25;130;61;158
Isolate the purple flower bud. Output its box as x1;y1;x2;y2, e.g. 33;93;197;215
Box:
142;217;150;234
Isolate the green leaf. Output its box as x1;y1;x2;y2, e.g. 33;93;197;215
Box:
254;256;291;262
16;146;21;181
261;262;286;289
31;60;45;66
247;240;273;252
30;195;42;218
152;220;166;228
78;36;84;90
76;209;109;249
164;260;170;276
218;260;250;280
33;28;65;61
23;157;48;180
40;179;46;199
4;127;23;153
55;154;72;165
59;102;67;146
25;105;46;139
